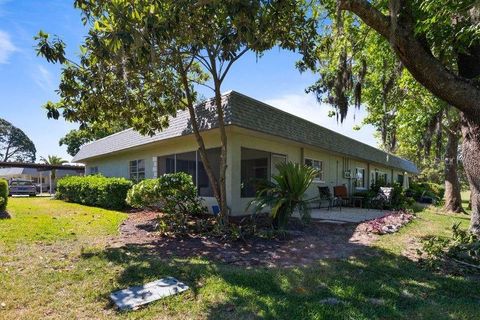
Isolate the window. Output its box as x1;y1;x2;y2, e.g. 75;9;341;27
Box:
157;148;220;197
241;148;269;197
304;158;324;182
89;166;99;175
355;168;366;189
397;174;404;186
129;159;145;181
175;151;197;184
10;180;34;186
374;171;388;185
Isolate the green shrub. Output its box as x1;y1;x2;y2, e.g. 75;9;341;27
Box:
127;173;205;213
368;181;414;210
249;162;317;229
126;173;206;233
420;223;479;273
407;182;445;203
126;178;160;208
56;175;133;210
390;183;415;209
0;179;8;212
426;182;445;199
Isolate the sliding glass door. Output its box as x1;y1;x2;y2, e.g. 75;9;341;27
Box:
157;148;220;197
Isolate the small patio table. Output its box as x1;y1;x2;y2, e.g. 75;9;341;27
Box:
350;196;365;208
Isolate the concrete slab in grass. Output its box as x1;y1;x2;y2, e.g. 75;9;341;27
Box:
110;277;189;311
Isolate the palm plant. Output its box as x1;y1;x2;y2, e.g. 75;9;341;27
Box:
249;161;318;229
40;155;68;192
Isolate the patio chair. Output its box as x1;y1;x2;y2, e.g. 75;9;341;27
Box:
318;186;342;210
370;187;394;209
333;185;351;207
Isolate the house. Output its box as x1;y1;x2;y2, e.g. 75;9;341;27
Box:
0;166;83;192
72;91;418;215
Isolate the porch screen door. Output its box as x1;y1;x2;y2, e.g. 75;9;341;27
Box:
271;154;287;180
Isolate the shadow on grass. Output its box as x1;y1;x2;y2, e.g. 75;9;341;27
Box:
0;210;11;219
81;239;479;320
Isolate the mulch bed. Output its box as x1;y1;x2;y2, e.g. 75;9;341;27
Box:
108;210;380;268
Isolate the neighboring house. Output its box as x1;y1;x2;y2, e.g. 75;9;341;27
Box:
73;91;418;215
0;167;83;191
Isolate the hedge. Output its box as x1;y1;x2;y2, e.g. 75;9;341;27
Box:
126;173;205;215
56;175;133;210
0;179;8;212
407;181;445;202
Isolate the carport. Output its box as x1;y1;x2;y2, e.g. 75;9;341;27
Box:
0;161;84;194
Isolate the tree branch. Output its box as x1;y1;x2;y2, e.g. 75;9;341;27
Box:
189;78;215;91
338;0;480;116
195;54;214;74
219;47;249;83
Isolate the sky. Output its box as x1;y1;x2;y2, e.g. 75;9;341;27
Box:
0;0;378;162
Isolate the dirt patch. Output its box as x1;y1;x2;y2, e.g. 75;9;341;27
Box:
109;211;379;268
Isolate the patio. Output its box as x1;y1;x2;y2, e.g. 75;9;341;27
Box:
308;207;388;224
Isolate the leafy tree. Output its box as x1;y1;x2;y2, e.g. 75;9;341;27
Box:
40;155;68;193
357;58;465;213
60;122;127;157
60;129;96;157
303;0;480;234
0;118;36;162
40;155;68;182
36;0;315;227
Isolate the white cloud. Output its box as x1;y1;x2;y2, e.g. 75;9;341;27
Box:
263;93;380;148
0;30;17;64
32;65;55;92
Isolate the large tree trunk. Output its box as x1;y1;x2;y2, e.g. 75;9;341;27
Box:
460;111;480;235
443;127;463;213
208;50;231;227
212;85;229;226
458;42;480;234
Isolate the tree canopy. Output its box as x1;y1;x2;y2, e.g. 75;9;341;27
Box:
36;0;316;225
301;0;480;234
60;122;127;157
0;118;36;162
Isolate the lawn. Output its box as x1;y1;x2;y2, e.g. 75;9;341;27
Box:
0;197;478;319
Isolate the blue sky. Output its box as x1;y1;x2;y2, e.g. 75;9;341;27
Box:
0;0;377;162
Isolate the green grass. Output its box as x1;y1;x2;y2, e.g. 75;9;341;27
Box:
0;197;478;319
0;197;127;246
461;190;471;213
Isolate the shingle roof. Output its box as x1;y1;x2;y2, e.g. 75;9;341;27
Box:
0;167;38;176
73;91;418;174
